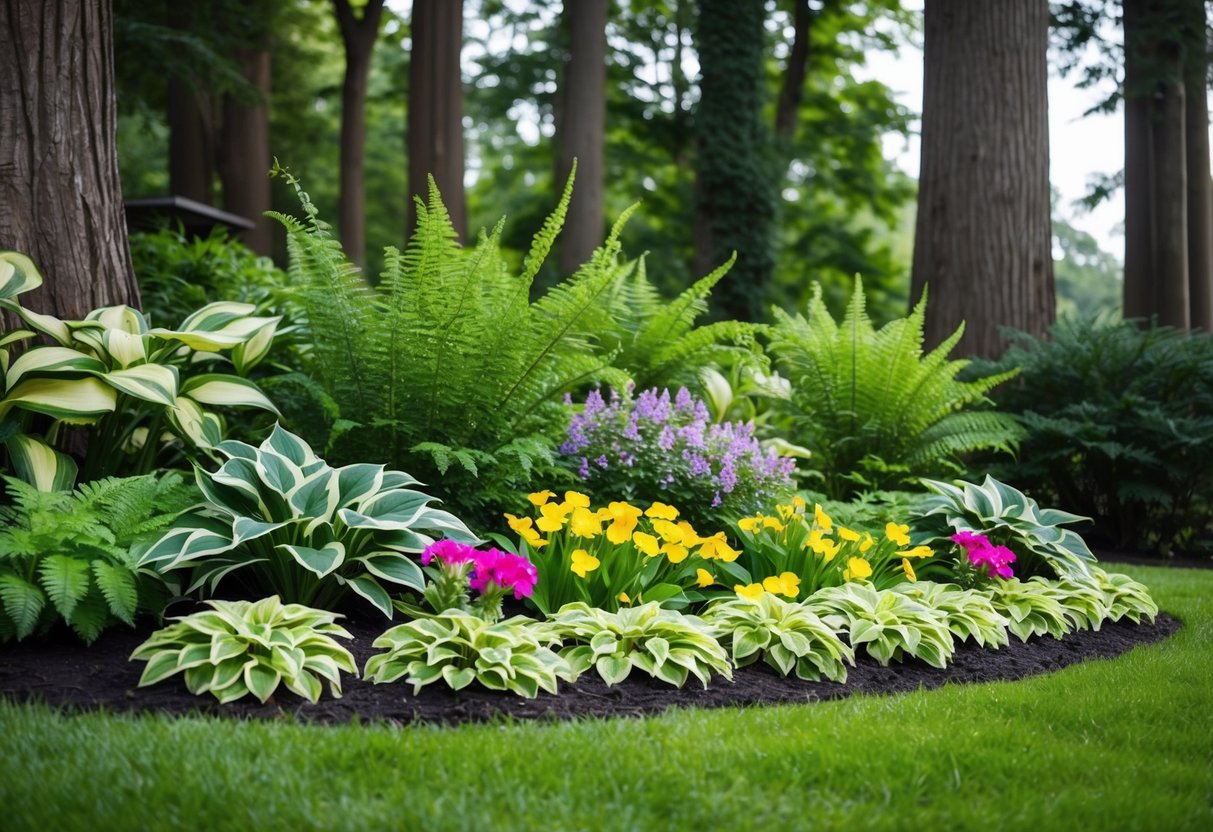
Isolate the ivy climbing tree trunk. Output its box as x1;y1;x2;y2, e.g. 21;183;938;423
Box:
0;0;140;319
407;0;466;241
217;45;274;256
910;0;1054;359
555;0;607;277
334;0;385;270
694;0;776;322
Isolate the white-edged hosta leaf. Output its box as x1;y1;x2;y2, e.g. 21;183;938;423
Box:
0;376;117;422
232;517;291;546
92;561;139;625
334;463;386;508
38;555;91;621
278;542;346;578
346;573;394;618
181;374;280;414
379;470;422;490
0;573;46;640
338;489;433;529
177;301;258;332
139;524;235;568
1;302;71;346
288;468;339;520
260;423;319;467
214;439;258;462
231;318;280;374
4;346;107;391
4;433;78;492
356;552;425;591
167;395;223;449
101;364;179;407
0;251;42;299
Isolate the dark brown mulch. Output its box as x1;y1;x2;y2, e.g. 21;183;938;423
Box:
0;612;1180;728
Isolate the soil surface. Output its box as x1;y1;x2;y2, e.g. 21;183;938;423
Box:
0;612;1180;728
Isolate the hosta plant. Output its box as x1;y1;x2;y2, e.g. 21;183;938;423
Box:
363;611;570;698
0;473;196;642
544;601;732;688
1029;575;1110;631
0;250;280;489
987;579;1074;642
918;475;1096;580
892;582;1010;649
130;596;357;704
139;425;478;617
807;582;956;669
703;593;854;682
1084;566;1158;624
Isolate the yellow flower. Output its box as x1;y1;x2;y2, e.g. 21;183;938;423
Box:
569;506;603;538
527;490;555;507
776;503;794;520
605;501;643;544
695;568;714;588
504;512;534;534
570;549;600;578
791;495;806;511
677;521;701;546
645;501;680;521
698;531;740;563
632;531;662;557
761;571;801;598
618;591;632;604
814;503;833;531
662;542;689;564
564;491;591;509
738;515;763;533
885;522;911;547
519;526;548;549
901;558;917;582
859;533;875;553
762;515;786;532
838;526;861;542
734;583;765;600
536;501;572;532
843;557;873;582
807;528;838;561
651;518;684;543
896;545;934;559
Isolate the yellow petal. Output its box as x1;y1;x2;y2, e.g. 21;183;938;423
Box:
570;549;600;577
618;591;632;604
632;531;661;557
859;533;875;553
569;506;603;538
901;558;917;582
564;490;591;509
527;489;555;506
663;543;689;564
651;519;683;543
885;522;911;547
645;501;679;521
814;503;833;531
734;583;765;600
838;526;861;542
695;568;714;588
844;557;872;581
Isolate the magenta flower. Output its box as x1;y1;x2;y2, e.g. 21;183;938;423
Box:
951;531;1016;579
421;539;478;566
468;548;538;599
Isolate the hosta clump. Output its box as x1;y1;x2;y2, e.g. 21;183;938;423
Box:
893;582;1010;649
364;612;569;698
807;583;955;669
140;425;478;617
1085;567;1158;623
559;385;796;529
543;601;732;688
1029;575;1110;631
703;593;853;682
130;596;357;704
987;579;1074;641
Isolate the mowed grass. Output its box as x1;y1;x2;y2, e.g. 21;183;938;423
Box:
1;564;1210;831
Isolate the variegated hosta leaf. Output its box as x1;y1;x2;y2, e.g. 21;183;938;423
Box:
84;304;149;335
4;433;78;492
3;346;106;392
101;364;180;407
180;373;280;415
149;302;281;353
101;328;148;368
0;251;42;299
0;376;117;422
0;302;71;346
230;319;279;375
167;395;224;449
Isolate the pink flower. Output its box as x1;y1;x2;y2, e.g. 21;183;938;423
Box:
468;548;538;599
421;539;478;567
951;531;991;552
956;533;1017;580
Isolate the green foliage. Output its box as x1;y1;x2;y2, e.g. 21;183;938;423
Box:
807;582;955;669
1083;566;1159;624
544;601;732;688
917;475;1099;580
139;425;477;618
130;596;357;704
986;578;1074;642
270;169;632;527
892;582;1011;649
0;473;196;642
981;319;1213;555
364;611;570;698
702;593;853;682
767;279;1022;499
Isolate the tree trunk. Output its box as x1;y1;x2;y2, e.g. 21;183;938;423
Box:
217;47;273;256
1184;0;1213;331
167;79;215;204
555;0;607;276
334;0;385;270
774;0;812;140
910;0;1054;359
407;0;466;241
0;0;139;319
1123;0;1154;322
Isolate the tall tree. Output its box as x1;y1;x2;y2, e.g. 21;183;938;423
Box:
333;0;386;269
217;42;274;255
554;0;608;277
695;0;776;321
1183;0;1213;330
407;0;466;240
0;0;140;318
910;0;1054;358
774;0;812;140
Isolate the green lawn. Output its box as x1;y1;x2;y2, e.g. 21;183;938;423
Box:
2;564;1210;831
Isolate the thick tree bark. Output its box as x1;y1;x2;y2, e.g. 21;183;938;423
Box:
0;0;139;319
555;0;607;276
774;0;812;140
217;46;273;256
407;0;466;241
167;79;215;204
1184;0;1213;331
334;0;385;270
910;0;1054;359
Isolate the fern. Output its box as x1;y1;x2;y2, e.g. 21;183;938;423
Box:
768;279;1023;499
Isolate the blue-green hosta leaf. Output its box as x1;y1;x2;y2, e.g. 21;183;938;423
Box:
256;447;304;496
214;439;258;462
334;463;386;508
99;364;179;407
355;552;425;591
414;507;480;544
194;466;258;517
0;573;46;640
344;573;394;618
181;374;280;415
3;346;107;390
139;524;236;569
232;517;291;546
4;433;77;492
278;542;346;578
260;424;320;468
0;251;42;299
38;555;91;622
288;468;339;520
92;561;139;625
188;557;270;596
0;376;117;422
337;489;433;529
379;470;422;490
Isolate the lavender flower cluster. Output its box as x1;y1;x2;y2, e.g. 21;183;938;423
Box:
559;385;796;526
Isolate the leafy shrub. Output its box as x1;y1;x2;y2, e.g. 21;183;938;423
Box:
1084;567;1158;624
703;593;854;682
364;611;569;698
544;601;732;688
917;475;1097;579
1029;575;1110;631
807;582;955;668
130;596;357;704
0;473;195;642
505;491;739;614
982;319;1213;555
892;582;1010;649
766;279;1021;499
559;386;796;529
0;251;280;489
986;579;1074;641
139;425;477;617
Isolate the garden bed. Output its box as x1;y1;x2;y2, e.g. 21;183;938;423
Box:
0;613;1178;727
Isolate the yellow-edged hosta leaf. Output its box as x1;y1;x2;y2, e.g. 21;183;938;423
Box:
4;347;106;392
0;376;116;422
1;303;71;345
5;433;78;491
181;374;280;414
0;251;42;299
178;301;258;332
0;329;35;348
147;329;250;351
85;304;147;334
231;318;279;374
168;395;213;448
102;364;179;407
102;328;148;368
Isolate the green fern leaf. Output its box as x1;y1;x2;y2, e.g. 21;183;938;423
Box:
69;586;113;644
92;561;139;625
37;555;91;622
0;573;46;640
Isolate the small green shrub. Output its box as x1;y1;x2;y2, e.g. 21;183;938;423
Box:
703;593;853;682
364;611;569;698
986;579;1074;642
1084;566;1159;624
807;582;955;668
893;582;1010;648
544;601;732;688
130;596;357;704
